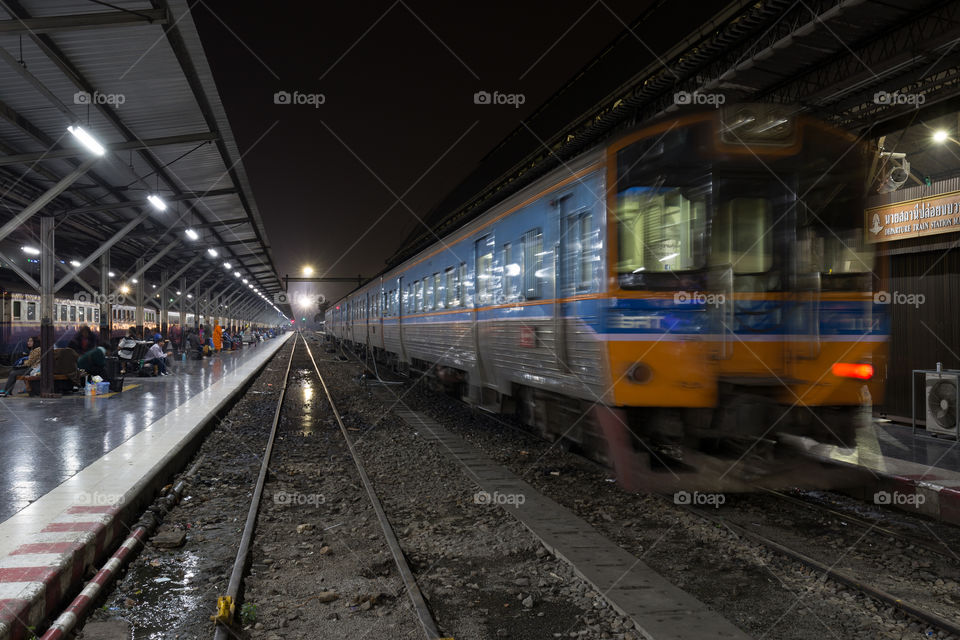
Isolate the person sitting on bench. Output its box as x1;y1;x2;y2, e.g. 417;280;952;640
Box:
0;336;40;396
144;334;169;376
77;346;107;378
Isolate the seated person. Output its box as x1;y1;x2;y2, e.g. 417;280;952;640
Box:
0;336;40;396
68;325;98;355
222;332;233;349
186;329;203;358
77;346;107;378
144;335;169;376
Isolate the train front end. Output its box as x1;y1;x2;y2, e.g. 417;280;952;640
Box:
603;105;887;464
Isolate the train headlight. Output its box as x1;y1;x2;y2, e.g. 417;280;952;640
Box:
628;362;653;384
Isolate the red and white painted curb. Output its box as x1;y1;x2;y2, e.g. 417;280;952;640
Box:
0;506;121;640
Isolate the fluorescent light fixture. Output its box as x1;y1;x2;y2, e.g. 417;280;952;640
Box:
108;271;116;278
131;278;138;284
248;284;254;288
70;259;82;268
67;125;105;156
146;194;167;211
187;293;193;299
242;279;248;284
152;284;157;289
934;129;949;143
223;262;232;270
176;290;181;295
659;253;679;262
207;248;218;257
185;228;199;240
234;271;241;278
21;246;40;255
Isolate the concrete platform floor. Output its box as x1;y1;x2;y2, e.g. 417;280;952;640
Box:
0;340;282;522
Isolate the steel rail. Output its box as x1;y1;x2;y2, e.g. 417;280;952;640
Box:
686;505;960;638
213;339;297;639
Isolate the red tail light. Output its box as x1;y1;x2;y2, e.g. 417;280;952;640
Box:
831;362;873;380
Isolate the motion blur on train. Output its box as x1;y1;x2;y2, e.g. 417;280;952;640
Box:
0;288;251;362
328;105;888;486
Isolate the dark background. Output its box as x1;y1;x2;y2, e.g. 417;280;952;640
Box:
191;0;668;307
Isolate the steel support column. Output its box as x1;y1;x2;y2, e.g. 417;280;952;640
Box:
134;258;145;337
39;216;55;394
100;253;110;340
160;270;169;338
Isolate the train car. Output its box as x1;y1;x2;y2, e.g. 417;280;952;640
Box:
292;106;890;484
0;291;104;361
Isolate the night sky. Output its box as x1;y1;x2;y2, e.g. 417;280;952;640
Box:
192;1;660;307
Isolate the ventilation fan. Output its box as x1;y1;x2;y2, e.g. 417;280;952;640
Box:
926;373;959;436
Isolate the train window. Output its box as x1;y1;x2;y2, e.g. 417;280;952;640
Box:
710;198;772;274
26;302;36;321
522;229;543;300
503;242;520;302
69;306;76;322
578;212;596;291
617;183;706;275
94;309;100;324
60;305;67;322
423;278;432;311
458;263;467;306
476;235;495;306
12;301;20;320
444;268;456;308
433;273;443;310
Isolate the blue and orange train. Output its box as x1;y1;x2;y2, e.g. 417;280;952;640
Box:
328;105;887;484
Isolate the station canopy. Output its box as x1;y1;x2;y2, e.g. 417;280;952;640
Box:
0;0;286;316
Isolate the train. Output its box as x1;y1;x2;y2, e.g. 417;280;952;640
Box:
328;104;888;487
0;289;253;362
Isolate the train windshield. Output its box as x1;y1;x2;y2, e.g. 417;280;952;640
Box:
616;183;708;275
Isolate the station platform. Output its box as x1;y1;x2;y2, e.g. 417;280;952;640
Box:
786;420;960;525
0;333;291;640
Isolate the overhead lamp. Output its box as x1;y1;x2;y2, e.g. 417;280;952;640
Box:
242;278;248;284
67;125;105;156
146;194;167;211
108;271;116;278
176;290;181;295
120;285;130;294
223;262;232;270
207;248;219;257
248;284;254;288
70;259;82;268
302;266;314;276
933;129;949;143
21;246;40;255
185;228;199;241
234;271;241;278
131;278;138;284
187;293;193;299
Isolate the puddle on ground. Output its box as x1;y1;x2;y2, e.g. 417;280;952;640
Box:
95;549;209;639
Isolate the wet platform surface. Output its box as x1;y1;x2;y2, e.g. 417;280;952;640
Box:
0;340;280;522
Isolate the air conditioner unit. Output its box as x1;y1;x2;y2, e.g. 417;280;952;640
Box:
926;372;960;437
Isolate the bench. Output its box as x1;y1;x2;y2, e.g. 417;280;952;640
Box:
17;374;71;394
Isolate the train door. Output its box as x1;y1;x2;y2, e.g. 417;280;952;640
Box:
474;235;496;386
711;175;794;380
554;195;578;372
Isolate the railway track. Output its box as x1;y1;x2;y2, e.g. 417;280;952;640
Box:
682;501;960;638
212;332;446;639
